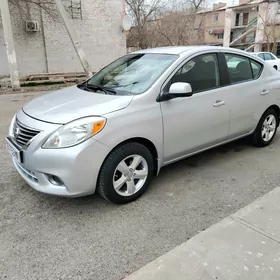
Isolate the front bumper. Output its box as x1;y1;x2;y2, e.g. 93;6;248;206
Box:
8;109;110;197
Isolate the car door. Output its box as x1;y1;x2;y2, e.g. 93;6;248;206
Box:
223;52;269;138
160;52;230;163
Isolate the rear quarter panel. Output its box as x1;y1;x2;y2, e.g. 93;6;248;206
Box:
267;73;280;109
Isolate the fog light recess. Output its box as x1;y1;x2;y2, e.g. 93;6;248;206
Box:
48;175;64;186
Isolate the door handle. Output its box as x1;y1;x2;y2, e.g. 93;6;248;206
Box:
213;100;226;107
261;90;269;96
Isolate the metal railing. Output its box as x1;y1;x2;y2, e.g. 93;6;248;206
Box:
230;18;258;45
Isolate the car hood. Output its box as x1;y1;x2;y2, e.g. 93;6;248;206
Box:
22;86;133;124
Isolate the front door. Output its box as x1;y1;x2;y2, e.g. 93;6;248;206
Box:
160;53;230;163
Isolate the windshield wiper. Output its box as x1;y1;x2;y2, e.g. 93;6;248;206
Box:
79;81;117;95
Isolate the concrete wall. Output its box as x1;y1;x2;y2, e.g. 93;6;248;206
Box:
0;0;126;78
0;27;9;77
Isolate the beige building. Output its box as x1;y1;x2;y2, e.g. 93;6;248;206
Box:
222;0;280;54
196;0;280;55
196;3;227;46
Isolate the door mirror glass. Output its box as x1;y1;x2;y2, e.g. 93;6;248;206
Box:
169;82;193;96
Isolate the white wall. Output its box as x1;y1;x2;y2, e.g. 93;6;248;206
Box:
1;0;126;77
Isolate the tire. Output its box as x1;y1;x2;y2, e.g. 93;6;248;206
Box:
274;65;278;70
97;142;154;204
251;108;278;147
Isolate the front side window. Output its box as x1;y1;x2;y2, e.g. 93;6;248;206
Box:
169;53;220;93
84;53;178;95
225;54;253;83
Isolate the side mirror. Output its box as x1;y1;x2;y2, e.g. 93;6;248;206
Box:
159;82;193;101
169;82;192;95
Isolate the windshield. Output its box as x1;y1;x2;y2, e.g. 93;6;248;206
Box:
84;53;178;95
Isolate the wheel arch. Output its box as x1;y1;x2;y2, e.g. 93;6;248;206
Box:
266;105;280;126
100;137;160;177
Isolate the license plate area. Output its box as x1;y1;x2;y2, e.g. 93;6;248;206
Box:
5;137;23;163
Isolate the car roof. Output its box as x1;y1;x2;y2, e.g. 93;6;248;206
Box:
254;52;272;54
132;45;253;56
132;46;217;55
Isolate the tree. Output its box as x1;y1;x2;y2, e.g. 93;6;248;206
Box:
8;0;57;20
154;0;206;46
126;0;206;49
126;0;163;49
262;18;280;54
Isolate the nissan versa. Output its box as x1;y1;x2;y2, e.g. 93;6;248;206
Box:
6;46;280;204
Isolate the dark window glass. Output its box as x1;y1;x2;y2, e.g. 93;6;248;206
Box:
169;53;220;93
225;54;253;83
250;60;263;79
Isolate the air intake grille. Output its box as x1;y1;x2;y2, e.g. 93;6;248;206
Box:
14;119;40;148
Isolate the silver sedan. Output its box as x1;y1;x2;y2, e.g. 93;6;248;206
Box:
6;46;280;204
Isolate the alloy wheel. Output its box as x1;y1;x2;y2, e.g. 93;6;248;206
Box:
262;114;277;142
113;155;149;197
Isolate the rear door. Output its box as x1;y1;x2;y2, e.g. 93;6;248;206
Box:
221;52;269;138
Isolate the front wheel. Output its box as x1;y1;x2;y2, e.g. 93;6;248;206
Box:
97;142;154;204
251;109;278;147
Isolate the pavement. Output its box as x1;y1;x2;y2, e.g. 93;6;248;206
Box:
1;91;280;280
124;186;280;280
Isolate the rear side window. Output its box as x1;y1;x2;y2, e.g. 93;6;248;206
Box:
257;53;265;60
250;60;262;79
264;53;275;60
225;54;253;83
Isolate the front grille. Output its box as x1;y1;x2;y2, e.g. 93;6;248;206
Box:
13;119;41;148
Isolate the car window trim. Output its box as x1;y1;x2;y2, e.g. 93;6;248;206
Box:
158;51;222;101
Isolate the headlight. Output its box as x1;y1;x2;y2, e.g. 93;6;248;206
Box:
42;116;106;149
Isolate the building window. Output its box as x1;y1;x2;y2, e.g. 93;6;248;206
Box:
213;14;219;23
217;33;224;39
235;13;240;26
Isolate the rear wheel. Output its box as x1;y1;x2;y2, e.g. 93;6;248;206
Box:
251;109;278;147
97;142;154;204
